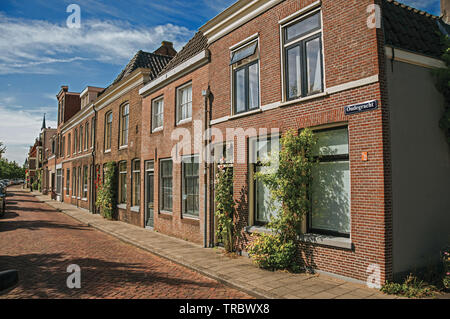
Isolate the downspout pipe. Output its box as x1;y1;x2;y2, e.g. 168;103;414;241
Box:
90;103;97;213
203;87;211;248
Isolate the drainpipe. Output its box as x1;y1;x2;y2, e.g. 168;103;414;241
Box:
203;86;212;248
90;103;97;213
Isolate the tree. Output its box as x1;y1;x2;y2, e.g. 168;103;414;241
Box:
0;141;6;158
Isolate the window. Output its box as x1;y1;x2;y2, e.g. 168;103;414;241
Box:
77;166;82;198
82;166;88;199
67;133;71;156
91;118;95;148
61;136;65;157
176;84;192;123
73;130;77;154
56;169;62;195
79;125;83;153
182;155;199;217
118;161;127;204
309;127;350;237
152;97;164;131
159;159;173;212
85;123;89;150
72;168;76;197
231;40;259;114
120;104;129;147
249;135;280;225
283;10;323;100
132;160;140;207
66;169;70;196
105;112;112;151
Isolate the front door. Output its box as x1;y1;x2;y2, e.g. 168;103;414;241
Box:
145;161;155;228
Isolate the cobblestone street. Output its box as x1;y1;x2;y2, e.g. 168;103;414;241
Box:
0;187;251;299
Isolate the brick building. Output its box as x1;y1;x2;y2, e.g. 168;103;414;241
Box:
94;44;175;225
139;32;210;244
34;0;449;284
38;115;57;194
195;0;449;283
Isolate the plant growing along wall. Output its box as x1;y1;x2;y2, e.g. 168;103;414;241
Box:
433;35;450;144
215;162;235;252
95;161;117;220
247;128;316;271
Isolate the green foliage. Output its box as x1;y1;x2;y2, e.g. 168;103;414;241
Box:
0;158;26;179
215;164;235;252
381;274;435;298
433;35;450;144
442;247;450;290
95;162;117;220
247;233;297;271
0;141;6;157
247;129;316;270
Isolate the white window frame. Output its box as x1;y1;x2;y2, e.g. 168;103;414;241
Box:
152;96;164;132
280;7;326;102
176;83;192;124
230;37;261;116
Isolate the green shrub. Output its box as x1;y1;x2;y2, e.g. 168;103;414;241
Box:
215;164;235;252
442;247;450;290
247;233;297;271
381;274;435;298
95;162;117;220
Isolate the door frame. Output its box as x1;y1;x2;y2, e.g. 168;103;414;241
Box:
144;160;155;229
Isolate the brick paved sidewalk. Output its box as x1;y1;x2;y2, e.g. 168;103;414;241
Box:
32;190;396;299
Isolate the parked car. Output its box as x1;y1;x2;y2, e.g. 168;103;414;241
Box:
0;186;6;217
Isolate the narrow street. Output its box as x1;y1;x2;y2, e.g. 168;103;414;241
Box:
0;186;250;299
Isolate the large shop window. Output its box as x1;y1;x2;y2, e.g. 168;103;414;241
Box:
159;159;173;212
249;135;281;225
231;40;259;114
120;103;129;147
176;84;192;124
56;169;62;195
283;10;323;100
309;126;350;237
182;155;199;217
118;161;127;204
132;159;140;207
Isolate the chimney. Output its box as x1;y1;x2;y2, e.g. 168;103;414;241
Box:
442;0;450;24
154;41;177;57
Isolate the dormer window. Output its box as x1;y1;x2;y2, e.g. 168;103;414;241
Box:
231;39;260;115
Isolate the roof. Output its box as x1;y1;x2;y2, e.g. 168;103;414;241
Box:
383;0;449;58
158;31;208;76
112;50;173;86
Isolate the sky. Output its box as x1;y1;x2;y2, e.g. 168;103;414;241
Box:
0;0;442;165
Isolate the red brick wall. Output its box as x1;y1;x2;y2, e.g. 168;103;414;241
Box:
141;65;209;245
95;85;143;227
207;0;391;282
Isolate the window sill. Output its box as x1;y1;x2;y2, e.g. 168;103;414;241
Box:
230;108;262;120
159;211;173;219
152;127;163;133
81;198;88;202
245;226;353;250
176;118;192;126
119;145;128;150
130;206;140;213
117;204;127;210
280;92;328;108
71;196;76;199
299;233;353;250
104;150;111;154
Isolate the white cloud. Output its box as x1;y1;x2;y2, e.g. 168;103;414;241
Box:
0;104;57;164
0;14;194;75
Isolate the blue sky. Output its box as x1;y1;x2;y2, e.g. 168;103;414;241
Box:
0;0;442;164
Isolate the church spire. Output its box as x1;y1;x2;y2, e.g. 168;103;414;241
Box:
41;113;46;130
